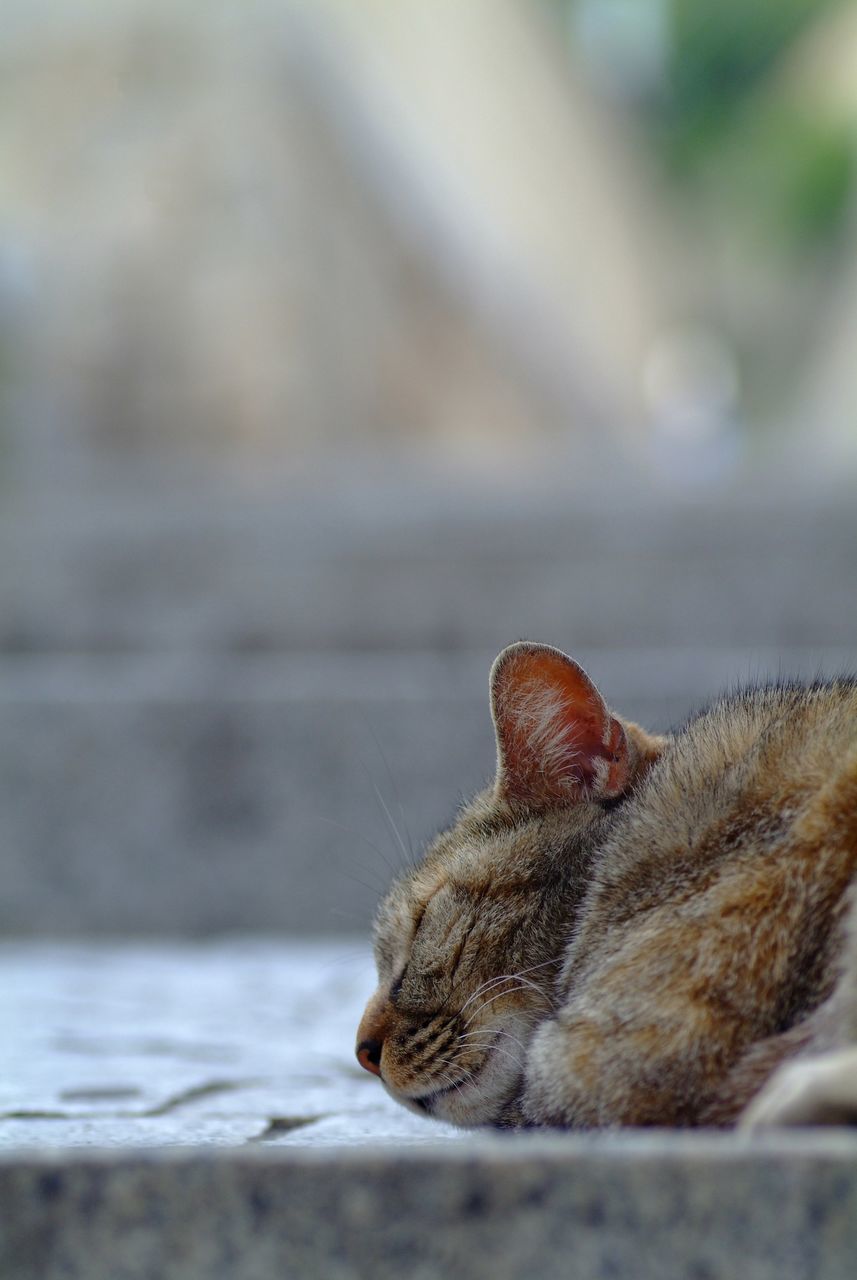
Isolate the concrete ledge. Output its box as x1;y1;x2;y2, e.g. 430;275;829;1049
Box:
3;943;857;1278
3;1134;857;1280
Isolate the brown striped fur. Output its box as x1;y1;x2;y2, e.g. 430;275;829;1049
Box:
356;643;857;1129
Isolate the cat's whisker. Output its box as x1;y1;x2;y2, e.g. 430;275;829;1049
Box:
462;993;550;1034
450;1036;526;1073
455;1024;529;1054
456;976;508;1016
432;954;491;1017
457;972;524;1016
432;1057;477;1084
338;868;389;898
424;1059;477;1097
364;764;413;870
457;956;561;1016
434;943;560;1024
364;716;416;865
458;956;562;1013
489;974;547;1002
351;853;396;893
326;846;392;895
314;813;401;882
318;945;372;971
482;1044;526;1073
458;1027;529;1054
462;979;552;1029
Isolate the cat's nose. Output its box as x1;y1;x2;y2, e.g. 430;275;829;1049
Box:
356;988;392;1077
356;1038;383;1077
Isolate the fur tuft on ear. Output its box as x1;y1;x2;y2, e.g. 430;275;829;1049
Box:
490;642;663;809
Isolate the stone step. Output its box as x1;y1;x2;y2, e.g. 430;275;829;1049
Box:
5;1137;857;1280
2;485;856;653
0;648;853;936
1;941;856;1280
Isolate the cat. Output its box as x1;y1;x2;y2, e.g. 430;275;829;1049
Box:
355;641;857;1129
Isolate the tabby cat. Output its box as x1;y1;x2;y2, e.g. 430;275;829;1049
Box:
356;642;857;1128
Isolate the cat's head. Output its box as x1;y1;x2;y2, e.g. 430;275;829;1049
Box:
355;642;665;1127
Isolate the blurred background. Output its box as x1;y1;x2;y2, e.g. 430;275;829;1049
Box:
1;0;856;938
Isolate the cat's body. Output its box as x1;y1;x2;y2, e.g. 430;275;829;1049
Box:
356;644;857;1129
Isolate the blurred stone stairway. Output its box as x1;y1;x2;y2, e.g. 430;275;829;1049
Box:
0;476;854;936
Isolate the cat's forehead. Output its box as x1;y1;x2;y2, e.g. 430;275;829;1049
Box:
431;801;595;876
373;798;601;965
399;862;474;923
376;846;490;945
408;840;509;907
381;817;553;926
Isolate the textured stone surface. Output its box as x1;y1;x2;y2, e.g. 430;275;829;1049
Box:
3;1136;857;1280
3;943;857;1279
0;942;459;1263
0;941;461;1148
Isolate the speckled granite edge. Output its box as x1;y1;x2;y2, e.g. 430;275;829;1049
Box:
3;1132;857;1280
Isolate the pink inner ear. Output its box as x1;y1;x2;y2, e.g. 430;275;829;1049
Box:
492;646;624;806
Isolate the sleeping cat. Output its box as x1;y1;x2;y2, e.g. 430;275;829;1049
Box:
355;642;857;1129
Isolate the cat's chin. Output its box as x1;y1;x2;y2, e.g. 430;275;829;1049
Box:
397;1079;522;1129
390;1038;525;1129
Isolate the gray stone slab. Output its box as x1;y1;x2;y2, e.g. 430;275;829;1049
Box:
0;941;463;1148
3;1136;857;1280
2;942;857;1280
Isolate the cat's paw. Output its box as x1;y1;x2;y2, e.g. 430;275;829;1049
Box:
740;1047;857;1128
520;1016;605;1127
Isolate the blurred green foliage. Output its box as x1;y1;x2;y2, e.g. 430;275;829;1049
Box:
666;0;832;149
709;109;855;249
556;0;856;252
664;0;856;251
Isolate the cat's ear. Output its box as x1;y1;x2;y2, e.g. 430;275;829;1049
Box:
490;642;660;808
